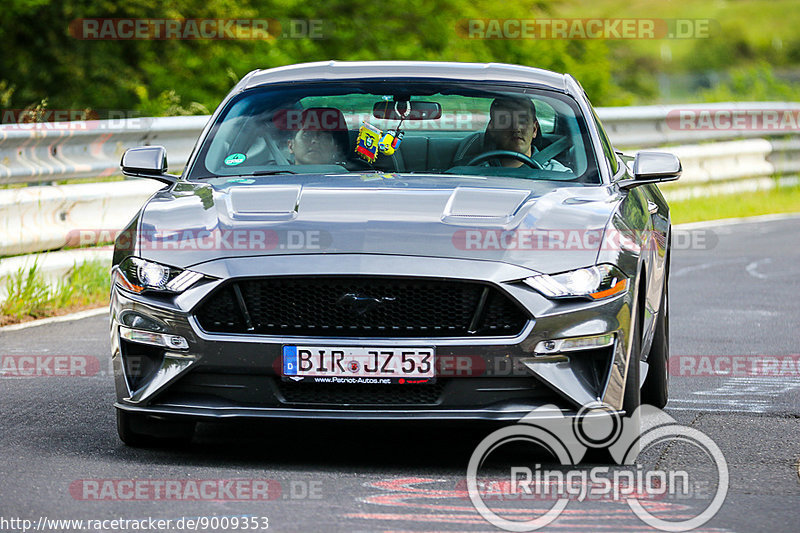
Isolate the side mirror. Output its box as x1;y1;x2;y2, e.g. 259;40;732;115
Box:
120;146;176;185
618;151;681;190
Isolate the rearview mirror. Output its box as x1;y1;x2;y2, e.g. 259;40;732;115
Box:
373;101;442;120
120;146;176;185
618;151;681;190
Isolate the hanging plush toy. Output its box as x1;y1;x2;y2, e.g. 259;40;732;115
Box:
355;122;382;163
355;99;408;163
378;129;404;156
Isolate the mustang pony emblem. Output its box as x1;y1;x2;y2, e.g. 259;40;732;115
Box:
337;293;396;315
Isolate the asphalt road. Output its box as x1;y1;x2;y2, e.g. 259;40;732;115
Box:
1;215;799;533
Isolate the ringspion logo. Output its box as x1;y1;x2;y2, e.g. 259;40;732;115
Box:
467;404;728;531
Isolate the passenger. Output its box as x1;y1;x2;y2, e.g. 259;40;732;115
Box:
282;108;348;165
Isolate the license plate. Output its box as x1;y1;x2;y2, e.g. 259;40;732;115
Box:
282;346;435;384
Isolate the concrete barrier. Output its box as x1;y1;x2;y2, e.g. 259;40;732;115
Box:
665;139;775;184
0;180;161;256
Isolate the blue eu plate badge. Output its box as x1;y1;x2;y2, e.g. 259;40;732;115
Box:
283;346;298;375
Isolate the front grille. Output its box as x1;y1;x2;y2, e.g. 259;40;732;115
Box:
276;380;445;406
194;276;528;337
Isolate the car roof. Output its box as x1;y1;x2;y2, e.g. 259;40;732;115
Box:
243;61;568;92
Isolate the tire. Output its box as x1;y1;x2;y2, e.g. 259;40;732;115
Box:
622;282;643;416
116;409;195;448
642;273;670;408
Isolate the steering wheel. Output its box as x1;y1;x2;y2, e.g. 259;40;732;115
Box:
466;150;544;169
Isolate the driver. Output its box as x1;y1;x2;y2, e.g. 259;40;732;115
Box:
481;97;570;171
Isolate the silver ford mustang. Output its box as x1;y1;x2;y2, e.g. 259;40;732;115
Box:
110;61;678;446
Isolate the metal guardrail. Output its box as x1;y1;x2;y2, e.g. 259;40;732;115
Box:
3;102;800;186
599;102;800;148
0;116;208;185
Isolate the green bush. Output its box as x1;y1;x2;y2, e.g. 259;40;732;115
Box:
1;261;53;319
697;63;800;102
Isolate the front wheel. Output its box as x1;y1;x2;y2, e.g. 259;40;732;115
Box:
116;409;195;448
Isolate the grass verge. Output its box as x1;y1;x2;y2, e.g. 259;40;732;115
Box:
0;260;109;326
668;184;800;224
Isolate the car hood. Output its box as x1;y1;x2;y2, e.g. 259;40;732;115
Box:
136;174;621;275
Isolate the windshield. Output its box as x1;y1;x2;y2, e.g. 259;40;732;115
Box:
187;81;600;184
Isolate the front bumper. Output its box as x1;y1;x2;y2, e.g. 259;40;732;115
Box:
110;254;636;422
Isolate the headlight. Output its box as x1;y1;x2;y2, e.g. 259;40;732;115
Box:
114;257;203;294
523;264;628;300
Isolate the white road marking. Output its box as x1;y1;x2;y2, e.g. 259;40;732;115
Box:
745;258;772;279
714;309;780;318
672;258;746;278
670;376;800;413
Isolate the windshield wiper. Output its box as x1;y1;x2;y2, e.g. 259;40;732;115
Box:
191;170;297;179
247;170;297;175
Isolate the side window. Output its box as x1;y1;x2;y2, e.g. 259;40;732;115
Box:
589;107;619;175
532;99;556;134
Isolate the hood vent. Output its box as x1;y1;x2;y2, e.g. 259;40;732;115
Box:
442;187;530;226
227;185;302;221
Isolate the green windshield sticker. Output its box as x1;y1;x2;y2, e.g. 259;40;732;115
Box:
224;153;246;166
